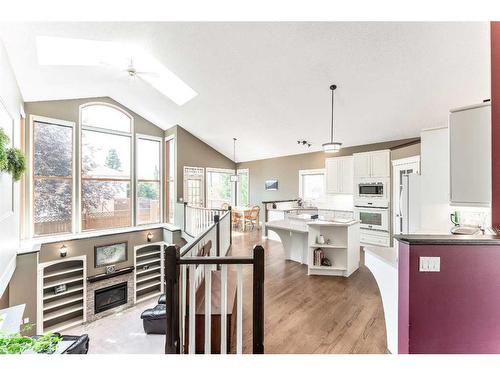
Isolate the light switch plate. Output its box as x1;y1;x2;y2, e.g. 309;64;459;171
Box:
419;256;440;272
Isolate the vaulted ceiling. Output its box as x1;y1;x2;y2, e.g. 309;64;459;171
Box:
0;22;490;161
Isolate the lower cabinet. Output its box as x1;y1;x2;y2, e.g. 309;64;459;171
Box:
360;230;390;247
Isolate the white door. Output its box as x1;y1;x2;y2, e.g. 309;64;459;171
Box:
371;151;390;177
325;158;341;194
392;157;420;238
353;153;371;177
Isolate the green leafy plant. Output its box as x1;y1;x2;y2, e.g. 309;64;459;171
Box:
0;327;62;354
6;148;26;181
0;127;26;182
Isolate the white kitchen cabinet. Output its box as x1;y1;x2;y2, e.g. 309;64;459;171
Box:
325;156;353;194
449;103;491;206
353;150;390;178
353;153;371;177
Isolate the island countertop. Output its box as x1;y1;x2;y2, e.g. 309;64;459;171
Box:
394;233;500;245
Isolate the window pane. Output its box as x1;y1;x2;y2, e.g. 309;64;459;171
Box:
81;180;131;230
302;174;324;201
34;121;72;177
237;170;249;206
81;104;131;133
82;130;131;178
207;171;232;208
34;179;72;235
137;182;160;225
137;138;160;180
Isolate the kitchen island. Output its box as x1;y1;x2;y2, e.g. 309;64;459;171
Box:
266;214;360;277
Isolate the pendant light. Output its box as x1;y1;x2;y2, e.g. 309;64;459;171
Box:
322;84;342;153
230;137;239;182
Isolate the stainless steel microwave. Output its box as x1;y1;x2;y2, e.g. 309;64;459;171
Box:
358;182;385;197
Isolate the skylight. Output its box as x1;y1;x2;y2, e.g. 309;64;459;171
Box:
36;36;198;106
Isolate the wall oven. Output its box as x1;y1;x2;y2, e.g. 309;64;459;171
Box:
354;206;389;232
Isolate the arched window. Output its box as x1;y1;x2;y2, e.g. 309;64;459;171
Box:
80;103;133;230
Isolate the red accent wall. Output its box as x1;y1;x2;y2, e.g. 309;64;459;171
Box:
399;242;500;353
492;22;500;226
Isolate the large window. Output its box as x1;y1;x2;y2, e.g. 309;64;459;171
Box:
206;168;234;209
81;104;132;230
137;136;161;225
165;136;175;223
32;120;74;236
299;169;325;203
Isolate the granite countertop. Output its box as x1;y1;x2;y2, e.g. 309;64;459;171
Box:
394;233;500;245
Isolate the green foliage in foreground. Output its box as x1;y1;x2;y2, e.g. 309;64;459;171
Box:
0;323;61;354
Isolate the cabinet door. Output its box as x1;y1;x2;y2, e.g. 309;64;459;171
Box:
370;151;390;177
341;156;354;193
353;153;371;177
325;158;341;194
450;105;491;205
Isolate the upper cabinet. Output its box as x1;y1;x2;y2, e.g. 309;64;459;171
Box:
325;156;354;194
449;103;491;206
353;150;390;178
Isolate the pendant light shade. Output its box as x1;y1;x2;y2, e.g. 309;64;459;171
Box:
322;84;342;153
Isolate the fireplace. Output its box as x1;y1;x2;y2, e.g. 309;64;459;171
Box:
94;282;128;314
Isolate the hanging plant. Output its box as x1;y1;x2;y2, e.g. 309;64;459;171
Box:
0;127;26;182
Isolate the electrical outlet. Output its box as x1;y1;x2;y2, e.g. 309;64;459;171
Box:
419;256;440;272
23;317;29;324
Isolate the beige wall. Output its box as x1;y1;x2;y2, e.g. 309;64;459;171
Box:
9;252;38;335
166;125;235;202
0;285;8;309
237;138;420;210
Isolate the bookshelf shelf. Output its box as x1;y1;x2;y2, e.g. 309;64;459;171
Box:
134;244;164;303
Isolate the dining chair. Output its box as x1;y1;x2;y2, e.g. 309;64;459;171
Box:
244;206;261;231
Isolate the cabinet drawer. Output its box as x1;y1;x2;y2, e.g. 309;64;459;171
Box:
360;231;390;247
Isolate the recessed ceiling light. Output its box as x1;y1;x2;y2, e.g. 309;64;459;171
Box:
35;36;198;106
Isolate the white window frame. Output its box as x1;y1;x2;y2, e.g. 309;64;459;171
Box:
298;168;326;203
165;134;176;224
183;166;205;207
79;102;134;231
236;168;250;206
135;134;163;225
28;115;77;238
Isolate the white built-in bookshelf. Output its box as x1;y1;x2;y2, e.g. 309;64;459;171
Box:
307;221;360;277
37;256;87;335
134;243;165;303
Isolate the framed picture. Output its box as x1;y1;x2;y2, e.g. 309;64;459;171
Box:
265;179;279;191
94;242;128;268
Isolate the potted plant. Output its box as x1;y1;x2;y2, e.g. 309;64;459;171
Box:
0;127;25;181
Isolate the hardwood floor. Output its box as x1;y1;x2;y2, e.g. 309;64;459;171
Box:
229;229;388;354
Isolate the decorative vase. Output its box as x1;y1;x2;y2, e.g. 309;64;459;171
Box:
317;235;325;245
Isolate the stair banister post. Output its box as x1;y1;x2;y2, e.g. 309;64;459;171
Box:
165;244;180;354
252;245;265;354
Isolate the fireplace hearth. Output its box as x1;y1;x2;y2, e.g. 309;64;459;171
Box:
95;282;128;314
